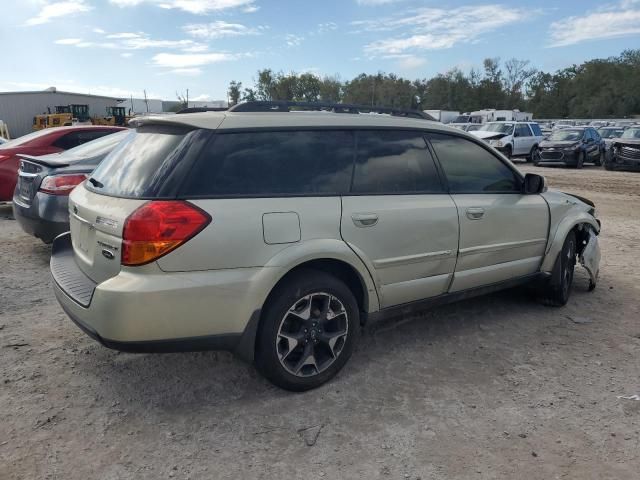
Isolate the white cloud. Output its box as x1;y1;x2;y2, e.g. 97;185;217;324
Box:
25;0;92;26
54;31;208;52
106;32;142;39
55;38;83;45
151;52;238;68
121;52;133;58
356;0;404;4
191;94;213;101
92;27;105;34
385;54;427;69
285;34;304;47
109;0;256;14
549;1;640;47
169;68;202;76
183;21;264;39
317;22;338;34
355;5;527;56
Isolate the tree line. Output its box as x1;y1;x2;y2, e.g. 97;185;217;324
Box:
227;50;640;118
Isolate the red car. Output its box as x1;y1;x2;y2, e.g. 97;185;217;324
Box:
0;126;126;201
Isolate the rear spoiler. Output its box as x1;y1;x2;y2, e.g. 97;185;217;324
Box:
17;154;69;168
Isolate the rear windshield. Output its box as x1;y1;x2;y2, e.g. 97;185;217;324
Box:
64;130;128;157
621;128;640;139
87;125;194;197
549;129;584;141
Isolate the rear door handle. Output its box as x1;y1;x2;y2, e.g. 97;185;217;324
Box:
466;207;485;220
352;213;379;227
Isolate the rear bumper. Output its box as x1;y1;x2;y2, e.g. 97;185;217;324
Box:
50;232;266;360
12;192;70;243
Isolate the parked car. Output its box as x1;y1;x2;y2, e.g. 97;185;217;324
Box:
12;130;129;243
607;127;640;171
538;127;604;168
597;126;626;161
471;121;545;161
0;126;126;202
50;105;601;391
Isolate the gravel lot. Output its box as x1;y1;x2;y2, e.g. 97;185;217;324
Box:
1;164;639;479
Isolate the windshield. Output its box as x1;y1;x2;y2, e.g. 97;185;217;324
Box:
621;128;640;139
65;130;128;157
549;129;584;141
481;123;514;134
0;128;54;149
598;128;624;139
453;115;470;123
467;124;482;131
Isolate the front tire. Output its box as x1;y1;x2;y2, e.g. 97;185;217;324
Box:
594;150;603;167
504;145;512;159
539;231;577;307
255;269;359;391
575;151;584;169
529;145;541;165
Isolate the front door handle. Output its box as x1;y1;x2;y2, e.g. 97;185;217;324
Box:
352;213;379;227
466;207;485;220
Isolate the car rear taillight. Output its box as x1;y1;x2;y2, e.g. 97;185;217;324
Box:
39;174;88;195
122;201;211;266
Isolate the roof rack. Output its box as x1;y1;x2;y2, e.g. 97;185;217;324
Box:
227;101;435;121
176;107;228;114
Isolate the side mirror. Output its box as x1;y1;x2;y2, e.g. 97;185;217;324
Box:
523;173;546;194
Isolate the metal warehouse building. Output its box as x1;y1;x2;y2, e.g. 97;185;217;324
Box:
0;87;123;138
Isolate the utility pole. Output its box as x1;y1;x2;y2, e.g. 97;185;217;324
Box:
186;88;189;108
143;90;149;113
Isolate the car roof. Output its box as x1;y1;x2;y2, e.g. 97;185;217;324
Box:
131;111;459;133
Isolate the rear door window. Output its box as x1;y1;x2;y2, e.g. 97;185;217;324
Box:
428;133;521;193
352;130;443;194
530;123;543;136
182;130;354;197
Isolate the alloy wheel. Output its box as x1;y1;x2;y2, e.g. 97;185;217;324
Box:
276;292;349;377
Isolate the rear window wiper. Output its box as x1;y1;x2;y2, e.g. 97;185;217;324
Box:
88;177;103;188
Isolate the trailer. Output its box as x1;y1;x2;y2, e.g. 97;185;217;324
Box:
424;110;460;124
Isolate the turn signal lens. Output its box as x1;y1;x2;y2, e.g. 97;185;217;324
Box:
39;174;88;195
121;201;211;266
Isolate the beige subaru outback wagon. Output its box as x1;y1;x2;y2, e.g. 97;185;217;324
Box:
51;102;601;391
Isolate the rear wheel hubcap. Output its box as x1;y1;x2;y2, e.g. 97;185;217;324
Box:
276;292;349;377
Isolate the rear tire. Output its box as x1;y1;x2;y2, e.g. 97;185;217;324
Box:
504;145;512;159
538;231;577;307
255;269;359;391
604;157;615;171
575;151;584;169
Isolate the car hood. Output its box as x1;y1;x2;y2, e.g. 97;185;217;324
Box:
613;138;640;146
540;140;578;148
471;130;508;140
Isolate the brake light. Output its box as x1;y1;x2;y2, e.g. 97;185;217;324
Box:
39;174;88;195
122;201;211;266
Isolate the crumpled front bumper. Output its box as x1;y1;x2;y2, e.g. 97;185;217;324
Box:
579;229;601;291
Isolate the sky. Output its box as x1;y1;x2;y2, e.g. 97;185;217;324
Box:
1;0;639;102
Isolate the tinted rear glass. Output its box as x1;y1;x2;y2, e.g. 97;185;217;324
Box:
182;130;354;197
87;126;194;197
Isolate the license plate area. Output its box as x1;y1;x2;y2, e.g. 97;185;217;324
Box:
17;176;34;203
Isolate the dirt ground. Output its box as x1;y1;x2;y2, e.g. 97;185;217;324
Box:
1;164;639;480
